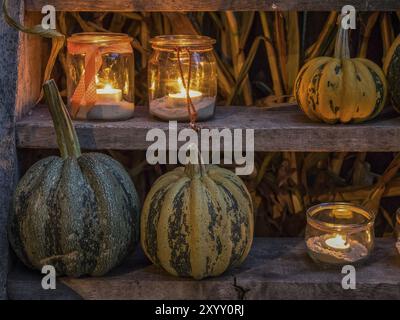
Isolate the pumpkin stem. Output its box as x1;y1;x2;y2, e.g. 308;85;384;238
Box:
43;80;82;158
184;143;206;178
334;15;351;59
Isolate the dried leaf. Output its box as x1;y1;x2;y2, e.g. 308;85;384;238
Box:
225;11;253;105
285;11;300;95
358;12;379;58
306;12;338;60
274;12;288;93
380;13;395;62
259;12;284;102
363;153;400;214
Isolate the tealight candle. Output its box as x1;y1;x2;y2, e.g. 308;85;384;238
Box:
167;78;202;108
305;202;374;267
85;83;134;121
325;234;350;250
96;84;122;103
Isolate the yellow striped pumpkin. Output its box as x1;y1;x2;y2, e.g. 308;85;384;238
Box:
141;163;254;280
295;23;387;124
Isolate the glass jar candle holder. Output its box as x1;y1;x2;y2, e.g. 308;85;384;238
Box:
305;202;375;267
67;33;135;121
148;35;217;122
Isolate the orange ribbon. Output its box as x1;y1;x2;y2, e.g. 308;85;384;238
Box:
67;41;133;117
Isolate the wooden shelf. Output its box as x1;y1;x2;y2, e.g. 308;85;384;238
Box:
24;0;400;12
16;105;400;152
7;238;400;300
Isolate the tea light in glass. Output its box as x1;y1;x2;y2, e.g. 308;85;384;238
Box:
148;35;217;122
167;78;203;108
67;33;135;121
305;202;375;267
96;84;122;103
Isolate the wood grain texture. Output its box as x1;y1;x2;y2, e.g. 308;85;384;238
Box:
24;0;400;12
7;260;82;300
7;238;400;300
16;105;400;152
0;0;21;300
15;12;47;120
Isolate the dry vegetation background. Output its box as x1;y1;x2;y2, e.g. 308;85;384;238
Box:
21;11;400;237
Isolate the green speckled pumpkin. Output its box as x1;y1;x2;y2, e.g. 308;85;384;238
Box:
384;35;400;113
9;80;140;277
295;23;387;124
141;162;254;280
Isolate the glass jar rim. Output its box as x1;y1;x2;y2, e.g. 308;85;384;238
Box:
306;202;375;232
150;35;215;50
67;32;132;44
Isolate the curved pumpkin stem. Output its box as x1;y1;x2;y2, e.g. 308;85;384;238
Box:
184;143;206;178
334;15;351;59
185;162;207;178
43;80;82;158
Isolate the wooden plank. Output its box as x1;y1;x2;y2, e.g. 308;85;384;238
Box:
15;12;47;120
16;105;400;152
0;0;21;300
24;0;400;12
7;238;400;300
7;260;82;300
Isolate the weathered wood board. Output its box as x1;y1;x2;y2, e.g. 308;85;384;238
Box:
16;105;400;152
7;238;400;300
7;260;82;300
25;0;400;12
0;0;21;300
14;12;47;120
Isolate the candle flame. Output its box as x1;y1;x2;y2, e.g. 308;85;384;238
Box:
169;78;202;99
103;83;113;91
96;83;122;102
97;83;120;94
325;234;350;250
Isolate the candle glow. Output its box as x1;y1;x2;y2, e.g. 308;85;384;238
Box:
96;84;122;103
168;78;202;99
325;234;350;250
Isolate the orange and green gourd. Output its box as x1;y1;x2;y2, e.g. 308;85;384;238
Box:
295;21;387;124
141;161;254;280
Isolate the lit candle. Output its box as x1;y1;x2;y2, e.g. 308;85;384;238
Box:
167;78;202;107
331;208;353;219
96;84;122;103
325;234;350;250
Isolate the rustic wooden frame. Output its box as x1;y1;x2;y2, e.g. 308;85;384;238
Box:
7;238;400;299
1;0;400;300
24;0;400;12
17;106;400;152
0;0;21;300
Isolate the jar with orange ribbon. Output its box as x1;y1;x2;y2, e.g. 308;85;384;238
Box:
67;33;135;121
148;35;217;122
